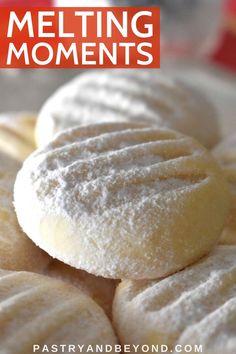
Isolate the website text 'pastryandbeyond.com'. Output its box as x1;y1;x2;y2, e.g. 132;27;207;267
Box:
33;344;203;353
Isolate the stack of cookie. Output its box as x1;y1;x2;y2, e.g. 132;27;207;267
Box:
0;70;235;354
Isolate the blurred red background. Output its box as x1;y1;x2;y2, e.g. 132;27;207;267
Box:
213;0;236;70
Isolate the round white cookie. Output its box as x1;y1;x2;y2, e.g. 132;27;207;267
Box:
0;269;117;354
45;259;118;318
14;123;229;279
113;246;236;354
0;152;49;272
213;134;236;244
36;70;219;148
0;112;36;162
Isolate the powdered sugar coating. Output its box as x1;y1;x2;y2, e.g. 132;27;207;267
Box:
14;123;229;279
36;69;219;148
44;259;118;319
0;269;117;353
113;246;236;354
213;134;236;244
0;152;49;272
0;112;36;162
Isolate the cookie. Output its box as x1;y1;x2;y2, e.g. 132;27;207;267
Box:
213;134;236;244
45;260;118;318
0;112;36;161
36;70;219;148
0;269;117;353
14;123;229;279
0;152;49;272
113;246;236;354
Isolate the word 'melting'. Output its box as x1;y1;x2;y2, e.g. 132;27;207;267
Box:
1;7;160;68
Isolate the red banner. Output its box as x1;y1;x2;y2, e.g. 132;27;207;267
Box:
0;0;52;6
0;7;160;68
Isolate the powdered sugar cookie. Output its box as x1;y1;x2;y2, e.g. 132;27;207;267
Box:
45;260;118;318
0;112;36;162
113;246;236;354
0;152;49;272
36;70;219;148
0;269;117;353
213;134;236;244
14;123;229;279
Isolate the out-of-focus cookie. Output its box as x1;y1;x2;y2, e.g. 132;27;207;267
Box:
36;70;219;148
113;246;236;354
0;112;36;162
45;260;118;318
14;123;229;279
0;152;49;272
213;134;236;244
0;269;117;353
